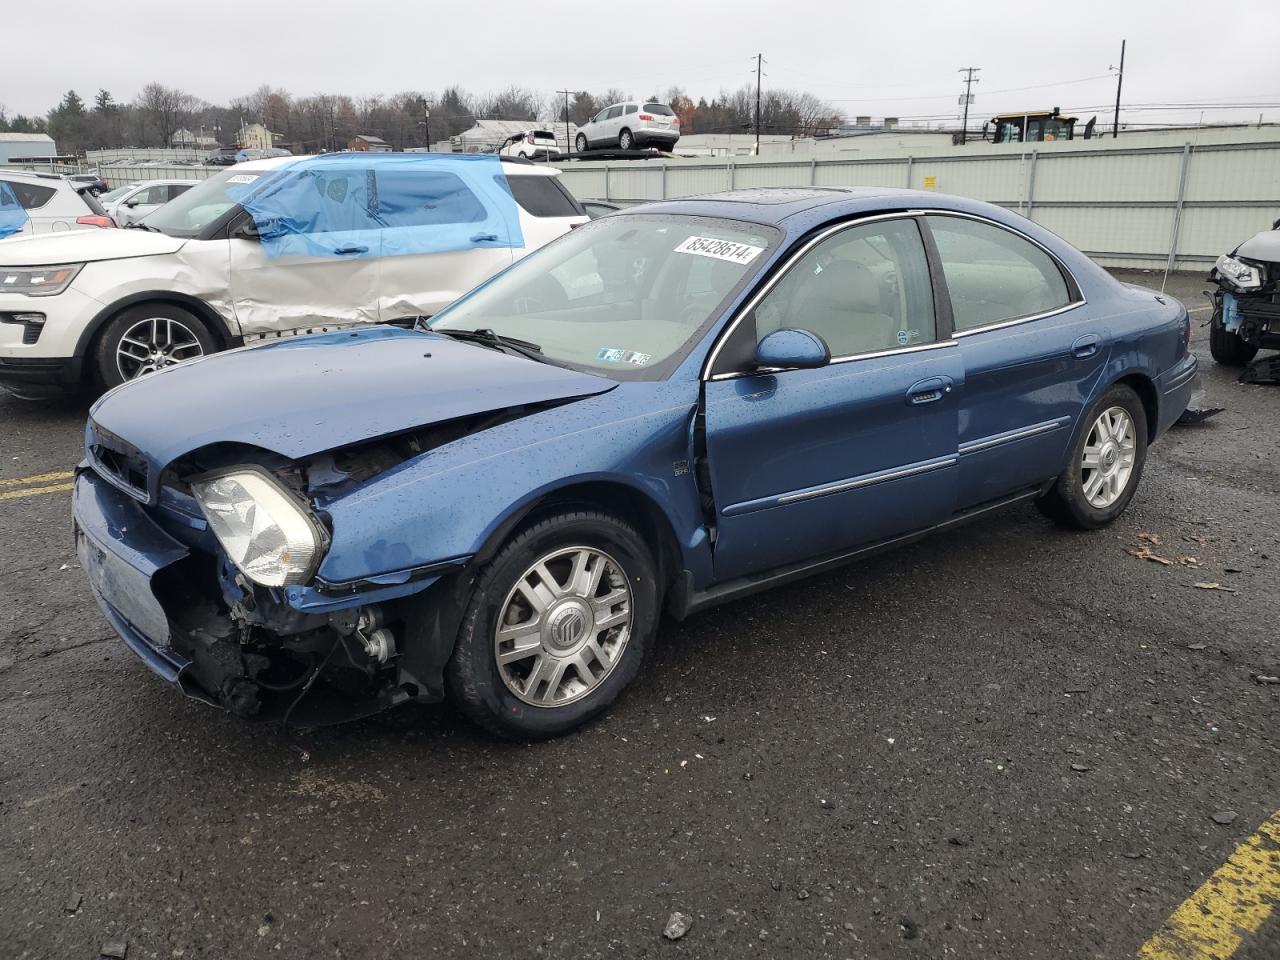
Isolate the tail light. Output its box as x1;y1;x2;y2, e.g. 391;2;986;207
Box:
638;114;654;121
526;134;536;144
76;216;115;229
673;117;680;127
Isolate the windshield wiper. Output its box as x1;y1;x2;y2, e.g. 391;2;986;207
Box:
435;328;546;363
124;221;160;232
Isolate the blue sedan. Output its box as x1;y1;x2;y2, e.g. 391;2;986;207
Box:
73;187;1201;737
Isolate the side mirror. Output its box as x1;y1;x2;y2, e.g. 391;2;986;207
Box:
124;198;140;208
232;217;261;241
1272;217;1280;231
754;328;831;370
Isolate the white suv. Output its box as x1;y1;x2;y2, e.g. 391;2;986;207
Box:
0;156;586;398
499;129;563;160
0;171;116;238
574;101;680;152
101;179;198;227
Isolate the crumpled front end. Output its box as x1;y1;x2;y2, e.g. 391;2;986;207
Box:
72;463;456;725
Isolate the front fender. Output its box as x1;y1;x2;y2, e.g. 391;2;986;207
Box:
314;380;705;587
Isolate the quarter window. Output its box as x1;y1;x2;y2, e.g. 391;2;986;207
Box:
753;218;937;357
1;180;57;210
927;215;1072;332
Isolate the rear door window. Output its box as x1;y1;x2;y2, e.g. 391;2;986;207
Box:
167;183;195;201
494;175;582;218
376;169;487;226
2;180;57;210
926;215;1073;331
625;104;638;115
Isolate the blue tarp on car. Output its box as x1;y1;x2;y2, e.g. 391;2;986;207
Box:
0;181;29;239
233;153;524;259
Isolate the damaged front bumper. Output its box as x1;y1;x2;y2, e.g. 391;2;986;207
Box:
72;466;463;725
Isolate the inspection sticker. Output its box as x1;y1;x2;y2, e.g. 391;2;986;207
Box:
673;236;764;265
596;348;652;365
227;174;260;184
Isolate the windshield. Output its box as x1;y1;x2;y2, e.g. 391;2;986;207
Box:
430;214;779;379
142;167;275;237
99;185;135;203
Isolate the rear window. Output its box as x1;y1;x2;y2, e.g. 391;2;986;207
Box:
2;180;57;210
80;191;109;216
494;174;582;218
643;103;675;116
376;169;488;226
532;131;556;141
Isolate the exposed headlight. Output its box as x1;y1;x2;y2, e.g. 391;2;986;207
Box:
191;468;328;587
0;263;85;297
1215;254;1263;292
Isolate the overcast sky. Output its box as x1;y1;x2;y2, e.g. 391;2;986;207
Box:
5;0;1278;128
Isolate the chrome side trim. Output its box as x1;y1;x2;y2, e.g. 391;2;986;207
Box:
951;302;1082;338
722;454;957;516
958;417;1071;456
711;338;956;381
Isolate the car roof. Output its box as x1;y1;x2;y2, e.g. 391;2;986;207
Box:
1;170;76;186
618;186;1000;227
234;152;561;178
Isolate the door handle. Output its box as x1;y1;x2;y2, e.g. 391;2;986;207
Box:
906;376;952;406
1072;334;1101;359
470;232;499;243
332;244;369;255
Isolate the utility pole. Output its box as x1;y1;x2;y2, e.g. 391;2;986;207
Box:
557;89;573;154
958;67;980;145
754;53;763;155
1110;39;1126;138
421;99;432;152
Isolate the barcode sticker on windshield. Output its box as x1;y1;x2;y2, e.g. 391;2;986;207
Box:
674;236;764;264
227;174;260;184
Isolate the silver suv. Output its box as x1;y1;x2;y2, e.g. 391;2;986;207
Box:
575;101;680;152
0;171;116;238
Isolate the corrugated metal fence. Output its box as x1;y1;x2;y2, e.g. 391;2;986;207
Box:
553;140;1280;271
7;141;1278;270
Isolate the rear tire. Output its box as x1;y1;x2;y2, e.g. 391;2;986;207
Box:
1037;383;1148;530
94;303;218;390
1209;311;1258;366
618;128;634;150
445;510;658;740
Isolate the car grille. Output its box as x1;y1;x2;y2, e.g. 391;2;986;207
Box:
87;420;151;503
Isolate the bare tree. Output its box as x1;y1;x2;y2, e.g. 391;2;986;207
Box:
134;82;201;146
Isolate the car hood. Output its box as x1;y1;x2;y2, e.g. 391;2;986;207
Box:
88;326;617;482
0;228;185;265
1235;229;1280;264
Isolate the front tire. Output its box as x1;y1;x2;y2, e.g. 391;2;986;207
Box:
94;303;218;389
575;134;588;153
1037;384;1148;529
445;510;658;739
1209;310;1258;366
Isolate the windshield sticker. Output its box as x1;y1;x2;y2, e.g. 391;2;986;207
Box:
596;348;653;365
227;174;260;184
674;236;765;265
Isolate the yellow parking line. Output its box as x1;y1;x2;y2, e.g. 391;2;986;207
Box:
0;481;74;501
0;470;74;487
1138;809;1280;959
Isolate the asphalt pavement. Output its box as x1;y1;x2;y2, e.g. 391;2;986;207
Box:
1;270;1276;960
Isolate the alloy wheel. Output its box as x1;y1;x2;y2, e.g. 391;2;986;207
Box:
1081;406;1136;508
115;316;205;380
493;545;633;707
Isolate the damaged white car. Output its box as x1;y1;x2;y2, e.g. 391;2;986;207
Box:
0;154;586;399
